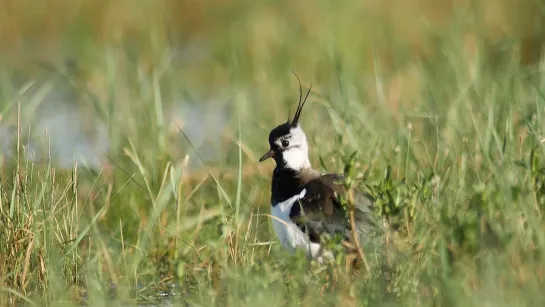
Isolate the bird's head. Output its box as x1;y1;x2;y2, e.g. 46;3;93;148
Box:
259;77;312;171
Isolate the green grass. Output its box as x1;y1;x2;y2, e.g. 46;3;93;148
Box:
1;1;545;306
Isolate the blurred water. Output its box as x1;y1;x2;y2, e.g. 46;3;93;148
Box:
169;100;230;170
34;105;109;169
0;81;110;169
0;80;231;172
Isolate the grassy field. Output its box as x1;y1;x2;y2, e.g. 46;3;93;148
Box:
2;0;545;306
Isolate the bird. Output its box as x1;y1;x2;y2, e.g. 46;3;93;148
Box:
259;77;381;264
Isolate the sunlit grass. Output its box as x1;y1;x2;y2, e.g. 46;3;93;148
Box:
1;0;545;306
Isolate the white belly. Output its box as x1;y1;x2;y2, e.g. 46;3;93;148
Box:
270;189;331;262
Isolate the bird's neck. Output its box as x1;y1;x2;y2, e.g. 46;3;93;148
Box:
277;151;311;171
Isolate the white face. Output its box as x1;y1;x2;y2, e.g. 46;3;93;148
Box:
274;126;311;170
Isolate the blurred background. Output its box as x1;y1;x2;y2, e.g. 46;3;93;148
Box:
0;0;543;171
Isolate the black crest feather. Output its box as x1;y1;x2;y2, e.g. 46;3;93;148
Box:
290;72;312;127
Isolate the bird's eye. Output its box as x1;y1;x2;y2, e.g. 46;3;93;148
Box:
281;140;289;147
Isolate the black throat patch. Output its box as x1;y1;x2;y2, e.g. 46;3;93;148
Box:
270;167;305;205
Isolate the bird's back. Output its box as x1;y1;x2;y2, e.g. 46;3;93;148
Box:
284;169;381;248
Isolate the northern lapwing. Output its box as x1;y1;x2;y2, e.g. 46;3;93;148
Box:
259;77;380;264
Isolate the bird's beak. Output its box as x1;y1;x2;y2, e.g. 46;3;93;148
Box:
259;149;275;162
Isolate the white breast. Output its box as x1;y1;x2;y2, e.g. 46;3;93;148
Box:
270;189;332;262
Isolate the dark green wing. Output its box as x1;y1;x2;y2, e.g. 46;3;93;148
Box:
289;173;379;243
